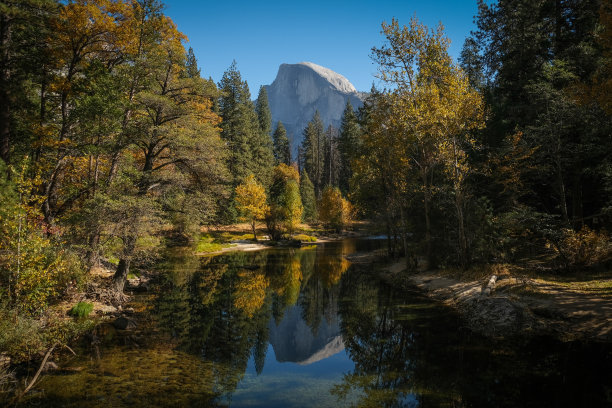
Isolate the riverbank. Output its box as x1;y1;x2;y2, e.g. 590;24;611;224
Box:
194;221;373;255
377;258;612;342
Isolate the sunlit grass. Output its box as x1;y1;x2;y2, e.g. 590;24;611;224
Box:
195;234;233;253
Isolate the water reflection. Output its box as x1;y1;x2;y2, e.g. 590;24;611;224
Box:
20;239;612;408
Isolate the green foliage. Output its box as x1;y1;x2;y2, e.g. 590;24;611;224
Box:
219;62;272;188
273;121;291;165
69;301;94;318
281;180;303;235
338;100;361;195
301;111;326;197
293;234;317;242
0;162;84;314
0;306;45;363
299;170;317;222
255;86;272;135
266;164;303;239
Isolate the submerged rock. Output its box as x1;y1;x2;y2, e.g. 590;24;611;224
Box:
112;316;137;330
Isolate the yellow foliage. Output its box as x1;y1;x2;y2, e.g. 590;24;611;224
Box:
235;174;268;224
233;270;269;317
318;186;352;232
272;163;300;184
557;226;612;266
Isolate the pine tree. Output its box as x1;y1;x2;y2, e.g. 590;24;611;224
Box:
301;111;325;198
218;61;256;186
300;170;317;222
186;47;200;78
323;125;340;188
273;121;291;165
251;86;274;186
338;101;361;194
255;86;272;135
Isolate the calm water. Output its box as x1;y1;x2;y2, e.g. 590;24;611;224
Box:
20;239;612;407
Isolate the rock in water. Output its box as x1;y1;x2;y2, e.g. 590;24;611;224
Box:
265;62;365;157
112;316;137;330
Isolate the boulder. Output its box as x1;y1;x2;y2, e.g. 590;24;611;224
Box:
112;316;137;330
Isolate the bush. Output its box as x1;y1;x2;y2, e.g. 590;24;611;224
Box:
556;226;612;267
69;302;94;318
0;307;45;363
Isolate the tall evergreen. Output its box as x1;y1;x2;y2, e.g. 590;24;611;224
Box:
252;86;274;186
301;111;325;198
273;121;291;165
218;61;257;186
337;100;361;195
323;125;340;188
458;37;485;90
300;170;317;222
185;47;200;78
255;86;272;135
473;0;607;225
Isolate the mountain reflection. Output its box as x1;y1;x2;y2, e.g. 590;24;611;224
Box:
154;240;358;396
152;240;612;408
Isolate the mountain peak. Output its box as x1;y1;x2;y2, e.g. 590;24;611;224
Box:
265;62;364;157
294;62;357;94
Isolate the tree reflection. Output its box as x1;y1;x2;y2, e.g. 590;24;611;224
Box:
153;243;352;398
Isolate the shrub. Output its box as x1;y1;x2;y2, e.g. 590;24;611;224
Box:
69;302;94;318
556;226;612;267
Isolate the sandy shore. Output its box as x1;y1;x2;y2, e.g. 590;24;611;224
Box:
382;258;612;342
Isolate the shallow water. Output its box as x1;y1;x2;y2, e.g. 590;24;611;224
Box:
20;239;612;407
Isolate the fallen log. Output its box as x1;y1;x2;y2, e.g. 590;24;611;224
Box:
481;274;498;297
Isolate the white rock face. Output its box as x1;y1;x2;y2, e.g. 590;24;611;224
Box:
265;62;364;158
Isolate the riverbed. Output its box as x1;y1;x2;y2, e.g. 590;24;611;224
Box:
19;239;612;407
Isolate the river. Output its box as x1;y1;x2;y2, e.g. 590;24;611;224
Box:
20;239;612;407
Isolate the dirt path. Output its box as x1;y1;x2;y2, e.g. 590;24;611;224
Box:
384;259;612;341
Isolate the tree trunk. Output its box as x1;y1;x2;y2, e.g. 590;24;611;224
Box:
421;170;432;267
251;220;258;241
455;193;468;267
113;258;131;294
86;230;100;269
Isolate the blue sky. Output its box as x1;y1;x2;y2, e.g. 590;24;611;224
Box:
163;0;480;94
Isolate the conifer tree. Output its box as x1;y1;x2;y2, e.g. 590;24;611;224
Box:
273;121;291;165
218;61;257;186
300;170;317;222
251;86;274;186
186;47;200;78
338;101;360;194
301;111;325;197
255;86;272;135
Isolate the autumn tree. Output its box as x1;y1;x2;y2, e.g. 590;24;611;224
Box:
365;17;485;265
235;174;268;241
266;164;303;239
318;186;352;232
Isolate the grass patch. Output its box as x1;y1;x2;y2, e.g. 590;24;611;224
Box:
69;302;94;318
293;234;317;242
195;234;233;253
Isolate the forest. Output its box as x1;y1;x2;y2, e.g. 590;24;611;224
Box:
1;0;611;400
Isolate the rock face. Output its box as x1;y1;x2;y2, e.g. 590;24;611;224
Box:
268;305;344;365
265;62;365;158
